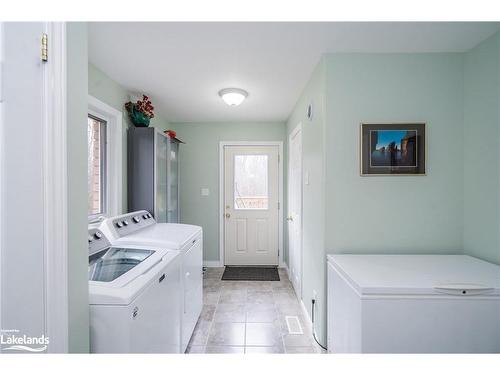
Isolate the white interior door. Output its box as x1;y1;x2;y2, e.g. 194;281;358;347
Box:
288;126;302;296
224;145;279;265
1;22;47;346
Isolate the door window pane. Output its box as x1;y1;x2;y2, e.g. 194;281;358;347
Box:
234;154;268;209
88;115;106;217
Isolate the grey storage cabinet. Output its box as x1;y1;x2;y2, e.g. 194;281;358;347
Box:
128;127;180;223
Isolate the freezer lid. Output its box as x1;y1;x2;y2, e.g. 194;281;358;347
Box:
115;223;202;250
327;254;500;296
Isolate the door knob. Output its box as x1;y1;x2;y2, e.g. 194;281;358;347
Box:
225;213;231;218
286;216;293;221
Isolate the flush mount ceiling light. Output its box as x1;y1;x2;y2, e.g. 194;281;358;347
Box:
218;88;248;106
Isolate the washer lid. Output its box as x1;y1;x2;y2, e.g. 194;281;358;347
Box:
327;255;500;296
89;248;180;305
115;223;202;250
89;247;155;283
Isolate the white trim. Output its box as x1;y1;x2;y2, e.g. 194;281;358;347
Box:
203;261;222;268
300;299;313;332
88;95;123;220
0;21;4;342
288;122;303;300
42;22;68;353
218;141;284;268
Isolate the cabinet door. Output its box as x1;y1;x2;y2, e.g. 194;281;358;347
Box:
155;133;168;222
167;142;179;223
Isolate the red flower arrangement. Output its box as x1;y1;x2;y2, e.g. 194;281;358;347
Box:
125;94;155;119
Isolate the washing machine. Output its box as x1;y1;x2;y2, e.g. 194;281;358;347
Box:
88;227;182;353
99;211;203;352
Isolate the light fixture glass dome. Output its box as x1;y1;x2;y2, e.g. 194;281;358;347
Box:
218;88;248;106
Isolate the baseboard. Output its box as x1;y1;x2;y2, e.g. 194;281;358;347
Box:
300;299;313;332
203;261;222;268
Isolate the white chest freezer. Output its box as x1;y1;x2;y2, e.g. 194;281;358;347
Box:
327;254;500;353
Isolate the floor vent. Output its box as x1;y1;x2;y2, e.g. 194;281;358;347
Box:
285;315;304;335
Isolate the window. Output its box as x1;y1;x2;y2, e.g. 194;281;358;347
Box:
234;154;269;209
87;115;107;218
87;95;123;222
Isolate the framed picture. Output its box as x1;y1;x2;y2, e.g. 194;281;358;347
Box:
360;123;426;176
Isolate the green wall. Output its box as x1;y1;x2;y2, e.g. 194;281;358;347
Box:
325;53;464;254
88;63;171;212
285;60;327;343
67;22;89;353
170;122;287;264
287;53;465;346
464;32;500;265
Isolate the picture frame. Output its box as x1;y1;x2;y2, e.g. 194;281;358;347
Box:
360;123;426;176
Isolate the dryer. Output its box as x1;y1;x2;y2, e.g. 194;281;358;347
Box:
99;211;203;352
88;227;182;353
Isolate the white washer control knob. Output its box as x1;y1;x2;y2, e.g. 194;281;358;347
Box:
116;221;123;228
133;216;140;223
94;232;102;239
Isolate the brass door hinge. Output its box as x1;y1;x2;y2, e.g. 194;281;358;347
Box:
41;33;48;62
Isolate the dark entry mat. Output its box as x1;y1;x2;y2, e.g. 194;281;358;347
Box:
221;266;280;281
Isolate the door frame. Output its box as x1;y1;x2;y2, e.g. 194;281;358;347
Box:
218;141;284;268
287;123;303;298
42;22;69;353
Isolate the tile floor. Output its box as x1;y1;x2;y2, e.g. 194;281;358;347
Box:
186;267;326;354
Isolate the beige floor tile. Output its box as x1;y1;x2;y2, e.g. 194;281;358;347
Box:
207;322;246;346
200;304;216;322
282;332;315;347
204;346;245;354
245;303;278;323
203;291;221;305
285;346;323;354
188;321;212;346
245;345;285;354
185;345;205;354
187;266;321;355
246;290;274;304
246;281;274;291
214;303;246;322
245;322;282;347
273;292;298;305
220;281;248;291
219;289;247;304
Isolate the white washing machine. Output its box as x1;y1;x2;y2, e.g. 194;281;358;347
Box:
327;254;500;353
99;211;203;352
88;227;182;353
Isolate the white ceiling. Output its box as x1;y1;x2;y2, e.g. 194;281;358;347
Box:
88;22;500;123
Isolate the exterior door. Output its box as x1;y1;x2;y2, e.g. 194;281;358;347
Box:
224;145;279;265
288;126;302;296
